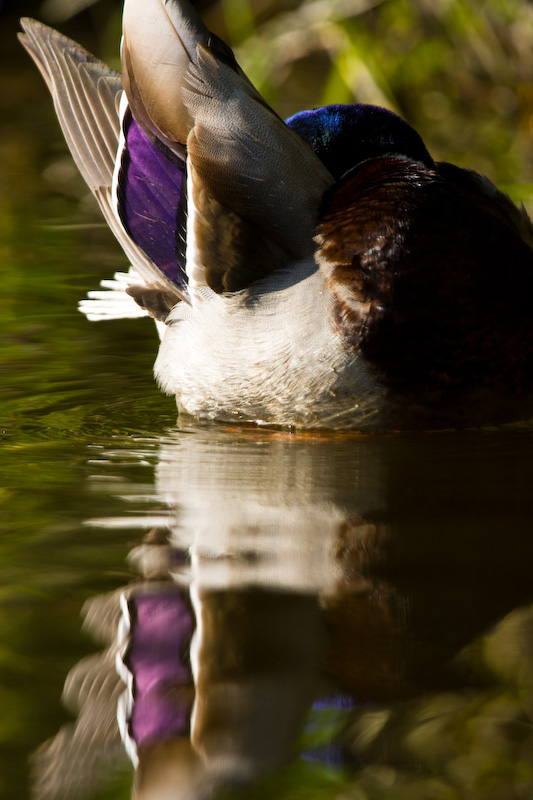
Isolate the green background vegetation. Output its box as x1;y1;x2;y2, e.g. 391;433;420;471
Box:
12;0;533;205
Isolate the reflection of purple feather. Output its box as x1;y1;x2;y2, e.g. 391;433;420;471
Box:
302;693;360;766
127;590;194;746
312;693;356;711
116;111;187;287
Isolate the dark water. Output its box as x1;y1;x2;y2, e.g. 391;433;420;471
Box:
6;423;533;800
3;7;533;800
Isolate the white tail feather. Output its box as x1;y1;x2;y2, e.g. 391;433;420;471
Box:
78;269;149;321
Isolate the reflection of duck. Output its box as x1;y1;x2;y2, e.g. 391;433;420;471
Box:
154;429;533;702
120;585;325;799
20;0;533;430
30;429;533;799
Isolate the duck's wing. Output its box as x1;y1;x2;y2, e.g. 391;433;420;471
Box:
19;19;120;199
122;0;334;293
19;19;186;316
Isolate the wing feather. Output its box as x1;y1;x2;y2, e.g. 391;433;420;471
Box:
19;19;185;305
122;0;334;293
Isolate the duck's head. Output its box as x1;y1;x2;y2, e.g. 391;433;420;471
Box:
285;103;434;178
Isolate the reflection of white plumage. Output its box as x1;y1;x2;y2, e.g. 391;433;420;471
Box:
30;427;533;800
119;429;368;799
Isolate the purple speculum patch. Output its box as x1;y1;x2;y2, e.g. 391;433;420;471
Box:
116;110;187;287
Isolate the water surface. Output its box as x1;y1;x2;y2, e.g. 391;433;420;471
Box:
7;425;533;800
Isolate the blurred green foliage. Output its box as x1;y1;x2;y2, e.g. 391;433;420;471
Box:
225;605;533;800
31;0;533;207
223;0;533;207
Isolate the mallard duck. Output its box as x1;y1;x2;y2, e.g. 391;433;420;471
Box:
19;0;533;430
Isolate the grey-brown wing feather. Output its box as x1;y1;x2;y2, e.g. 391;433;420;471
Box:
184;46;333;257
19;19;120;192
122;0;334;292
19;18;184;302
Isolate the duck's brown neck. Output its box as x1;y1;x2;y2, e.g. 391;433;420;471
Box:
316;155;533;424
